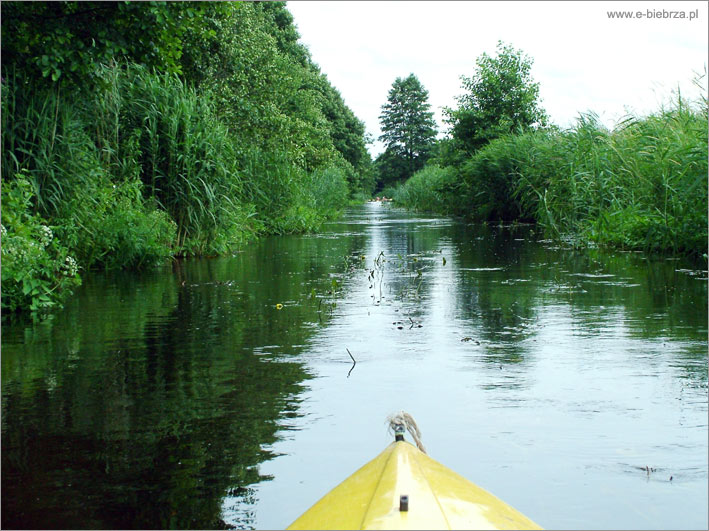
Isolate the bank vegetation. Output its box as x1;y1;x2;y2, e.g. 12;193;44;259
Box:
1;2;374;314
381;43;707;261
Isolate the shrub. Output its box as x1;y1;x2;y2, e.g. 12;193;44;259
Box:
108;65;247;253
64;179;177;269
1;174;81;314
395;165;458;214
443;96;707;258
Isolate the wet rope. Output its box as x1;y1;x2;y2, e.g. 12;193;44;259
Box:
387;411;426;454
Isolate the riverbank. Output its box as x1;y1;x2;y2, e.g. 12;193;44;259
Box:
390;98;708;262
1;3;374;316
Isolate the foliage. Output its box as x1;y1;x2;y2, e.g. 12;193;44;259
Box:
393;165;459;214
110;65;253;254
179;2;372;189
459;135;527;221
378;183;404;201
317;77;375;194
445;41;547;154
1;174;81;314
439;97;707;258
389;41;705;259
0;1;228;85
1;2;375;313
373;147;411;190
516;103;708;256
377;74;438;187
70;179;178;269
306;166;350;216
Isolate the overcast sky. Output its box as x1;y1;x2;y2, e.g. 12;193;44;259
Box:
287;1;708;157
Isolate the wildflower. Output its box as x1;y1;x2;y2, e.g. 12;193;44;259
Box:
39;225;53;247
1;224;7;238
276;303;284;310
63;255;78;277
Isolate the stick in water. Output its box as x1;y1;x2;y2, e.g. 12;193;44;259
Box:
346;348;356;378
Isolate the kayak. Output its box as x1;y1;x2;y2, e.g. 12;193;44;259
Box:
287;436;542;530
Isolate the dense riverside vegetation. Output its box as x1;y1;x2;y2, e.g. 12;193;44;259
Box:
388;43;708;260
1;1;374;314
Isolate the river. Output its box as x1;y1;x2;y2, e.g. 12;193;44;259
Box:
2;202;707;530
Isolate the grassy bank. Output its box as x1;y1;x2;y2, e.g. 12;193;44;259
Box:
394;97;708;259
1;66;357;314
1;2;375;316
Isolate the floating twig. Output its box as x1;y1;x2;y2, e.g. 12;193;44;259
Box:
346;348;356;378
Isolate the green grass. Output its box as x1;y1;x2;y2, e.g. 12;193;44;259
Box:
1;64;360;313
395;94;707;259
393;165;458;214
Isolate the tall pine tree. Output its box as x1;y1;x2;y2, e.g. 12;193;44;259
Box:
377;74;437;186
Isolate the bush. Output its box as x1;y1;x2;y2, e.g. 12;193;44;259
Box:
65;179;177;269
1;174;81;314
379;183;403;200
394;165;458;214
512;106;708;256
106;65;249;254
438;95;707;258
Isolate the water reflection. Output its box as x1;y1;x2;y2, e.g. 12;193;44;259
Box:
2;203;707;530
251;205;706;530
2;232;362;529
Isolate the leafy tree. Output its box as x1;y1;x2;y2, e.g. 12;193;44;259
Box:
378;74;437;185
0;1;226;86
316;74;374;192
445;41;547;154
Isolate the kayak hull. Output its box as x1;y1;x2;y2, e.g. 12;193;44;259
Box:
287;441;541;530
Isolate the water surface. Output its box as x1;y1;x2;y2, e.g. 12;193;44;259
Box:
2;203;707;529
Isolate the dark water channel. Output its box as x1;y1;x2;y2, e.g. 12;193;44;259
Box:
2;203;707;530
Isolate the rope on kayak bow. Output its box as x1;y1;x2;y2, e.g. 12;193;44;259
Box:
387;411;426;454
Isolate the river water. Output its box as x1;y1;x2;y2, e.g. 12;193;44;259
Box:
2;203;707;530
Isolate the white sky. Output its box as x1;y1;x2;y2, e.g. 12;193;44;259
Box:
287;1;708;157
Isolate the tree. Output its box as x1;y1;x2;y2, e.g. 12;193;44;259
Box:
0;1;227;86
378;74;437;185
445;41;547;154
373;148;410;191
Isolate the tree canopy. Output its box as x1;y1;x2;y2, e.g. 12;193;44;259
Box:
0;1;228;84
377;74;437;187
445;41;547;154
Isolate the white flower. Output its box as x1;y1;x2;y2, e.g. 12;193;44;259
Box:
39;225;53;247
63;255;78;277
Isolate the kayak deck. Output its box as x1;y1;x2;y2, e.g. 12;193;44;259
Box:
287;440;541;530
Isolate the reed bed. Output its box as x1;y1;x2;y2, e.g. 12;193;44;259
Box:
395;96;707;259
2;65;353;312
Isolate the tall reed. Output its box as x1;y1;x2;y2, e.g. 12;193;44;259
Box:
394;165;458;214
513;102;707;256
110;65;252;254
396;94;707;258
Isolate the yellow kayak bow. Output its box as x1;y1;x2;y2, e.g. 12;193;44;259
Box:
287;439;542;530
